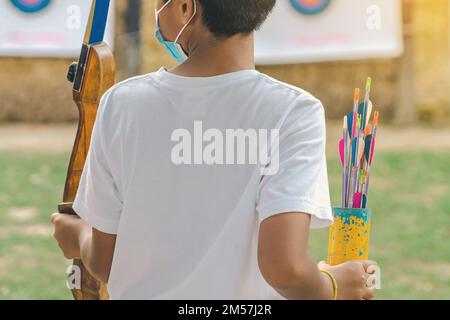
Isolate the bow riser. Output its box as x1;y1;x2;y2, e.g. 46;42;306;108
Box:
58;0;115;301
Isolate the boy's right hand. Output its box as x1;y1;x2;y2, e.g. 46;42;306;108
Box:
319;260;377;300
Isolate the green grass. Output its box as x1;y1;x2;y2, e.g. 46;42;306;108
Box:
0;153;72;299
0;151;449;299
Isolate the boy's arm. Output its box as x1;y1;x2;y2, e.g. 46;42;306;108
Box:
258;212;333;300
51;213;116;283
258;212;376;300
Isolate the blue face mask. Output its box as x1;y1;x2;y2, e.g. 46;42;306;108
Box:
155;0;197;63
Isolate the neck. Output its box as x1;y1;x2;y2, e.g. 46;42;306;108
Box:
170;33;255;77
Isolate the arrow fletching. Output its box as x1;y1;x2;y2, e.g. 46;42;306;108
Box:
359;168;366;184
354;88;360;108
365;124;372;137
339;139;345;167
366;77;372;92
351;138;358;165
364;134;373;162
347;112;354;139
357;138;365;163
362;194;367;208
365;101;373;128
357;114;362;130
374;110;380;126
358;102;365;122
353;192;362;208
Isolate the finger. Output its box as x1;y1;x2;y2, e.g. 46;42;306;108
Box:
366;274;378;290
361;260;377;272
318;260;328;268
50;213;59;224
362;287;375;300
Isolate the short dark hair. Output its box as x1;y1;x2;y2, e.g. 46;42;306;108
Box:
198;0;276;38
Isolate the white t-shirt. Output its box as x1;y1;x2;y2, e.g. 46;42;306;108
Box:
73;67;333;300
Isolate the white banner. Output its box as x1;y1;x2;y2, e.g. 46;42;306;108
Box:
0;0;115;58
255;0;404;65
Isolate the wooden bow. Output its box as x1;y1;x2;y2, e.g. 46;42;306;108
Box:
58;0;115;300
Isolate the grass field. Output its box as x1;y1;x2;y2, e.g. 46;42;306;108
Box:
0;151;449;299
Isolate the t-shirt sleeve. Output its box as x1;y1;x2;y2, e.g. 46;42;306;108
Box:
256;96;333;229
72;90;123;234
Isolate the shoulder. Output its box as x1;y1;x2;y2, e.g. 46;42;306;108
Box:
257;72;325;123
103;73;158;102
258;73;322;104
256;74;326;141
97;72;161;118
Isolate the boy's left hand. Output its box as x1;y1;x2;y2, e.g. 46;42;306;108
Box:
51;213;87;260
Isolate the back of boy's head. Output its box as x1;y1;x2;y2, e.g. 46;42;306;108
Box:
162;0;277;39
198;0;276;39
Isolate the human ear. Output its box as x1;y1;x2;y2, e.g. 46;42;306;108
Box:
175;0;196;25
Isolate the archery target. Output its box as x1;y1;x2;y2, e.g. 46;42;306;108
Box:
0;0;115;57
9;0;51;13
255;0;403;64
289;0;331;15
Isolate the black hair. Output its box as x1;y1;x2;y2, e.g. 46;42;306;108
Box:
198;0;276;38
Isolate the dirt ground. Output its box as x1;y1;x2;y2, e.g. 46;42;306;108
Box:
0;121;449;154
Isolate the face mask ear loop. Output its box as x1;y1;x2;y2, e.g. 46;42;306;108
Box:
155;0;173;16
174;0;197;43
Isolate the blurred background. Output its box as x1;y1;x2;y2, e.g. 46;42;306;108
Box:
0;0;449;299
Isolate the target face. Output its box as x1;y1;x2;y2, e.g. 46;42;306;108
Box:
289;0;331;15
10;0;50;13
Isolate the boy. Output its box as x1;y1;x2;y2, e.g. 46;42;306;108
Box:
52;0;376;299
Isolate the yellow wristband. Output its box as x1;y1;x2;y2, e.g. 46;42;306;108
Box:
320;269;338;300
